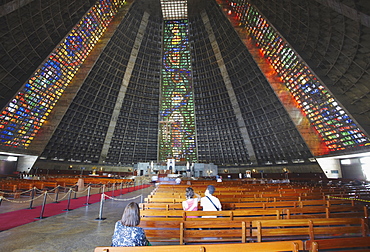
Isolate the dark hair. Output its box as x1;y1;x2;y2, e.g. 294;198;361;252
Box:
207;185;215;195
120;202;140;227
185;187;195;199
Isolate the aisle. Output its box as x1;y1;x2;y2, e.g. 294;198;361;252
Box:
0;185;154;252
0;184;150;231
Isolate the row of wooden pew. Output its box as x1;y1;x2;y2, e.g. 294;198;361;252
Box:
96;182;370;251
139;206;368;220
0;177;133;194
137;217;369;243
141;198;358;210
149;183;370;200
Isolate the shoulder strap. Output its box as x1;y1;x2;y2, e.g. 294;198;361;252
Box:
206;196;219;211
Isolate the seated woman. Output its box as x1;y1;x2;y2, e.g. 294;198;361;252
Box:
182;187;201;217
111;202;149;247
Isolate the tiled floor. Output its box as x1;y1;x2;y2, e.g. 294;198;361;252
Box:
0;185;154;252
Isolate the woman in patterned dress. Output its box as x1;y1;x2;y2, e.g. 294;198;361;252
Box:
111;202;149;247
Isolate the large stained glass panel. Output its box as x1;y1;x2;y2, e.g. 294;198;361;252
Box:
230;1;370;152
0;0;124;149
159;20;197;162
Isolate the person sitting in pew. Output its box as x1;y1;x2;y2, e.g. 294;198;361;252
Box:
200;185;222;218
182;187;201;218
111;202;150;247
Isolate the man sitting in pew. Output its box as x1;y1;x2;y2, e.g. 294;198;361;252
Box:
200;185;222;218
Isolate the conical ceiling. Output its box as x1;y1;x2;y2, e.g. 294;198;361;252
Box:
1;0;369;167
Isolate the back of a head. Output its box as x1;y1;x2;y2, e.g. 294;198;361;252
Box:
121;202;140;227
185;187;194;199
207;185;215;195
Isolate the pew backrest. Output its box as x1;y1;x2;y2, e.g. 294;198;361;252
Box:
251;218;368;242
139;219;182;243
180;220;247;244
94;240;304;252
305;236;370;252
140;209;283;220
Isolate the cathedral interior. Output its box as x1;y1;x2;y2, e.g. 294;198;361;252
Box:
1;0;370;179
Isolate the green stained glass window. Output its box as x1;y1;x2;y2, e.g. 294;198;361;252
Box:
159;20;197;162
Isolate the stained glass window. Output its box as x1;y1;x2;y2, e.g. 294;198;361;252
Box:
159;20;197;162
0;0;124;148
231;1;370;152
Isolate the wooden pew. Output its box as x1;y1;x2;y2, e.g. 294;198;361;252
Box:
179;220;247;244
140;209;283;220
305;236;370;251
139;209;282;243
145;197;184;203
139;199;357;211
140;203;184;210
299;199;355;207
284;205;369;219
139;219;182;243
251;218;368;242
32;181;58;190
327;205;369;218
94;240;304;252
145;194;331;204
232;199;356;209
141;209;185;219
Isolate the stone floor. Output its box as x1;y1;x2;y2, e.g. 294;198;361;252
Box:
0;185;154;252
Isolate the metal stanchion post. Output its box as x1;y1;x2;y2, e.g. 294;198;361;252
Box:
63;188;73;211
27;187;36;209
140;194;143;203
95;193;106;220
112;183;115;198
35;192;48;219
53;185;60;203
84;185;91;205
0;196;2;207
73;185;78;199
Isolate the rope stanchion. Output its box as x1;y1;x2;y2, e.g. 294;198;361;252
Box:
63;188;73;212
27;187;36;209
95;193;106;221
95;193;143;221
103;193;142;201
73;185;78;199
0;181;148;219
1;191;46;204
35;192;48;219
53;185;60;203
84;185;91;205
